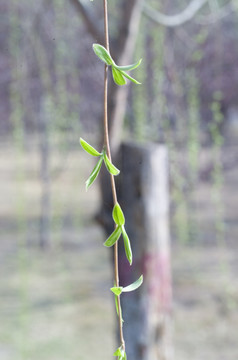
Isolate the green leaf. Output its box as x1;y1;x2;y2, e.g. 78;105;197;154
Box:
113;58;142;72
103;151;120;175
113;346;126;360
112;67;126;86
114;295;124;323
122;275;143;292
114;294;119;316
120;70;141;85
80;138;101;157
85;156;103;191
113;203;125;226
93;44;113;65
113;347;122;357
122;226;132;265
110;286;123;296
104;226;122;247
111;276;143;297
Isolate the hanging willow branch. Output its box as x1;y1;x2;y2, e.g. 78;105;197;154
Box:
79;0;143;358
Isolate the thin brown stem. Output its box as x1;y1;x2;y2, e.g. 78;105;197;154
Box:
103;0;125;351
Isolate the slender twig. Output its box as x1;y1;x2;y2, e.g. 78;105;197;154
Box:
103;0;125;351
144;0;208;27
69;0;104;43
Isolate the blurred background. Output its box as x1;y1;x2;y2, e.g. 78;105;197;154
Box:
1;0;238;359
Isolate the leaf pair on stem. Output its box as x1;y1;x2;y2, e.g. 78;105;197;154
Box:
104;203;132;265
80;138;120;190
112;275;143;360
93;44;142;86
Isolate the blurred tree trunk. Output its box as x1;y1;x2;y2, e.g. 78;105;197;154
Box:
118;143;172;360
99;141;173;360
